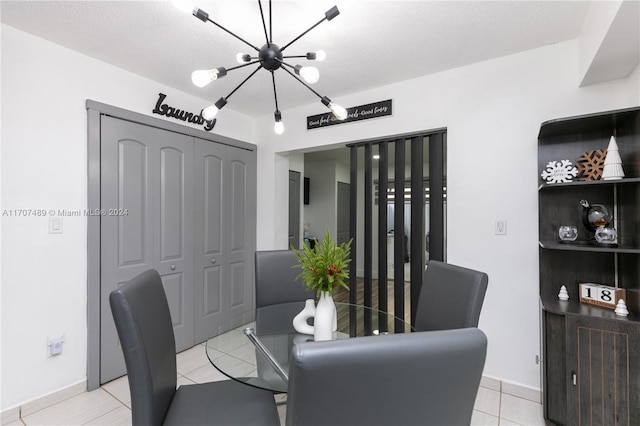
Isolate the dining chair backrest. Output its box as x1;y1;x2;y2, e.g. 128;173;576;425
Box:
255;249;316;307
110;269;281;425
286;328;488;426
415;260;488;332
109;269;178;425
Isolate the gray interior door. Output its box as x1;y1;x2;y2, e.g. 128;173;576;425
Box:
194;138;256;340
100;116;194;383
337;181;350;245
289;170;301;249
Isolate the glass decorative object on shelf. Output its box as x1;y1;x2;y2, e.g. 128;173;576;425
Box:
595;227;618;245
580;200;611;230
579;199;618;246
558;226;578;242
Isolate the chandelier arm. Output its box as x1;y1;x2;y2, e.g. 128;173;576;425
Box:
269;0;273;44
205;17;260;52
271;71;280;112
280;5;339;52
280;65;323;99
282;55;307;59
224;65;263;101
280;17;326;52
277;59;296;71
258;0;270;47
226;60;261;73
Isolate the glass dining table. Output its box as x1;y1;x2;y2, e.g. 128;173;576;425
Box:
205;301;414;393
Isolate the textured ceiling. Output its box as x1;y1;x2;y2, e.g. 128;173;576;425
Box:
1;1;591;117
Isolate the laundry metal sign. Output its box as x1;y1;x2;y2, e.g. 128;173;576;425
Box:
152;93;216;131
307;99;392;130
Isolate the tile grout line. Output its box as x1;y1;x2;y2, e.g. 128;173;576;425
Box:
80;404;129;426
99;385;130;408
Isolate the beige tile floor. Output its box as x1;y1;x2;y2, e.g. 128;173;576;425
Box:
6;343;546;426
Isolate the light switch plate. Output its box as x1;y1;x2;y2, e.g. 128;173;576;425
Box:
49;216;63;234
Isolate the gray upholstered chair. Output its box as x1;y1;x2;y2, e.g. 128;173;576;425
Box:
109;269;280;426
254;249;317;393
286;328;488;426
255;249;316;307
415;260;488;332
254;249;316;335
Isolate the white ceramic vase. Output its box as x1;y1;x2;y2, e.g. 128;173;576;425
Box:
314;291;336;341
292;299;316;335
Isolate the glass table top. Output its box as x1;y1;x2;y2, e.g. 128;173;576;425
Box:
205;301;414;393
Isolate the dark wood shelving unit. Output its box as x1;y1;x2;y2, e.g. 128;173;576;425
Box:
538;107;640;426
539;240;640;254
539;176;640;190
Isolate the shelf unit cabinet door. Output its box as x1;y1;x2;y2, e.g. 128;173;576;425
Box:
543;310;567;425
566;316;640;426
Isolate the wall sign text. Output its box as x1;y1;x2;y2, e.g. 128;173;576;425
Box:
307;99;392;130
152;93;216;131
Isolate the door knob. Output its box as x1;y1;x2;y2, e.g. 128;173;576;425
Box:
211;259;216;264
170;264;176;270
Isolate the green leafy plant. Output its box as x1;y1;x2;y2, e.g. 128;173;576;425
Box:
292;230;352;297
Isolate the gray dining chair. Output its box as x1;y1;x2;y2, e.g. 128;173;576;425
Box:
286;327;488;426
415;260;488;332
109;269;280;426
254;249;317;394
255;249;316;307
254;249;316;335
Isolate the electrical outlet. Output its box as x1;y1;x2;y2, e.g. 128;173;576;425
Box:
495;219;507;235
47;334;66;357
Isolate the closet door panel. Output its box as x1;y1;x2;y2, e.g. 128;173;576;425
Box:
155;143;194;352
194;141;228;337
116;140;151;268
100;116;194;382
194;139;256;340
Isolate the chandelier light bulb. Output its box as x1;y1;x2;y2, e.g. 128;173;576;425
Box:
202;105;219;120
172;0;195;13
202;98;227;121
191;69;215;87
191;67;227;87
274;120;284;135
298;66;320;84
236;53;251;64
314;50;326;61
274;111;284;135
329;102;348;120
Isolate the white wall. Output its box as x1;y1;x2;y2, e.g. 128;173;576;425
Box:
255;40;640;389
0;24;255;410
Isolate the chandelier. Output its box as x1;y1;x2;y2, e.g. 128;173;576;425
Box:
175;0;347;135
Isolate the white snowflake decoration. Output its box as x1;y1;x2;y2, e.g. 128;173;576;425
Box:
541;160;578;183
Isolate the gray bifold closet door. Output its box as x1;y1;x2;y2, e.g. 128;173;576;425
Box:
193;137;255;341
99;116;255;383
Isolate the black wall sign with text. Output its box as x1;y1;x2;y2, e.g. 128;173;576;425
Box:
307;99;392;130
152;93;216;131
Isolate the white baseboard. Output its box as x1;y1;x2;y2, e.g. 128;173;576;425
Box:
1;380;86;425
0;407;20;426
480;375;541;404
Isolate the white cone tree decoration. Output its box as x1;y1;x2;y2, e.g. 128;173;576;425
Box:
615;298;629;316
602;136;625;180
558;285;569;300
